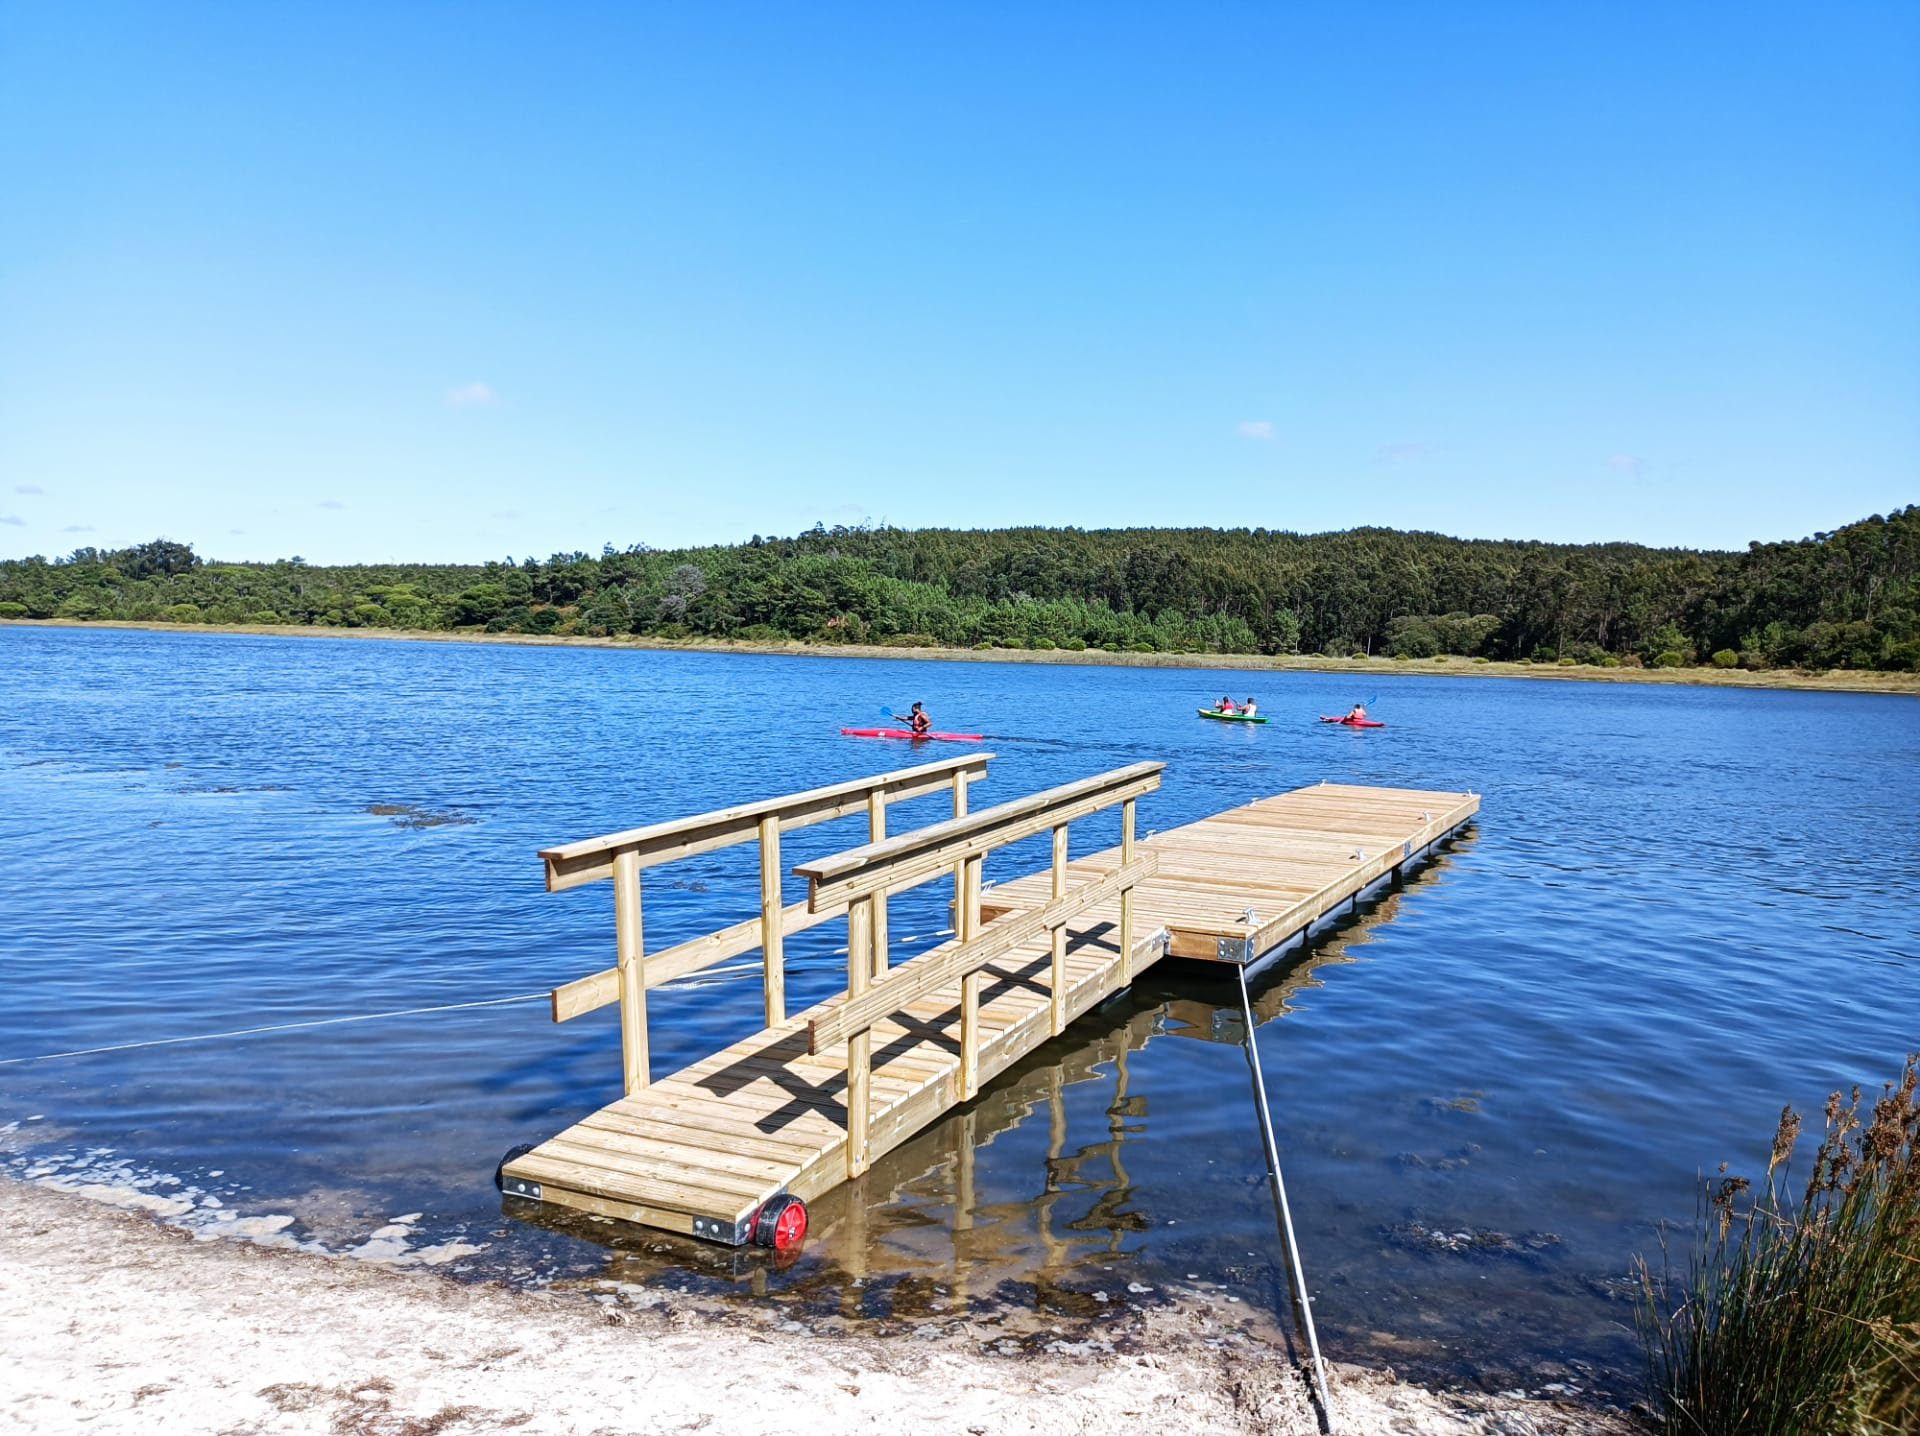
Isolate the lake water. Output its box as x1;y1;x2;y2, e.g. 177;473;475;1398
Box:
2;625;1916;1396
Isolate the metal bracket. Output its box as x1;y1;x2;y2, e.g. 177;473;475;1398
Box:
1216;934;1256;963
690;1213;753;1246
501;1175;543;1202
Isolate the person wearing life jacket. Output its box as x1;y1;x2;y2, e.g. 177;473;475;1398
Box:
1344;703;1367;722
908;702;932;735
1217;696;1237;714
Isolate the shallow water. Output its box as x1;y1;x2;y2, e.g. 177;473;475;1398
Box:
2;626;1916;1395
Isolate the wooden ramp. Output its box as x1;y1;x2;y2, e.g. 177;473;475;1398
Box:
500;767;1478;1246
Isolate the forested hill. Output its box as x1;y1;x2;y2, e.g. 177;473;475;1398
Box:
2;506;1916;672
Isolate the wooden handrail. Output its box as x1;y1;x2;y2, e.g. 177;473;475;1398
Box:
794;761;1164;911
540;754;993;1091
539;753;993;892
806;853;1157;1053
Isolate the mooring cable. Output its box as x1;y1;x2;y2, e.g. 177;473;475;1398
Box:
1236;962;1335;1432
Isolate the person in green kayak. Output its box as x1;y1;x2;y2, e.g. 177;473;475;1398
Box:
1217;696;1237;714
908;702;932;735
1242;697;1259;717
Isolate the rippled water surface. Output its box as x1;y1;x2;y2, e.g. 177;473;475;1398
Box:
3;626;1916;1394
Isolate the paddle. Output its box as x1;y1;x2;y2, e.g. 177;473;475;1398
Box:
878;704;910;721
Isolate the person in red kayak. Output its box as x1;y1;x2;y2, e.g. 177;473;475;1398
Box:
908;702;932;735
1345;702;1367;722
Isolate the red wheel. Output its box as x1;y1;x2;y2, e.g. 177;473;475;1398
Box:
752;1194;808;1252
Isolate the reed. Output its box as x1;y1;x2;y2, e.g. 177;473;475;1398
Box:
1637;1055;1920;1434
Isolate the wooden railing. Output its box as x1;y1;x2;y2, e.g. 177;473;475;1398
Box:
792;760;1164;1177
537;753;992;1095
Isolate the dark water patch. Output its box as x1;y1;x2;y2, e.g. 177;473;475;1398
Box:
364;802;477;828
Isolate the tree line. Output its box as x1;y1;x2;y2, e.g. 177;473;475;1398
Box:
1;507;1916;671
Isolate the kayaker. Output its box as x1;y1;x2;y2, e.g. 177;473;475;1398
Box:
1242;697;1258;717
908;702;932;735
1217;696;1237;714
1345;703;1367;722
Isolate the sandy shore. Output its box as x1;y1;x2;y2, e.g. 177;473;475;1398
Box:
6;618;1916;696
0;1178;1635;1436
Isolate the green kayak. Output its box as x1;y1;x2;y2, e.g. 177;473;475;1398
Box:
1197;707;1268;724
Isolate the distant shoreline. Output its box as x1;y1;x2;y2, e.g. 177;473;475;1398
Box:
5;617;1917;696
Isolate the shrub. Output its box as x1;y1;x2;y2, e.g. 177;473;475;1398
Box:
1620;653;1645;668
1710;649;1739;669
1654;650;1687;668
0;602;26;619
1637;1056;1920;1435
161;603;203;624
1887;639;1920;673
1739;650;1768;671
1472;656;1490;664
1557;656;1578;666
1517;657;1533;665
1127;641;1155;653
1349;651;1368;661
1059;637;1087;651
1600;655;1622;668
1392;652;1411;662
1432;655;1449;664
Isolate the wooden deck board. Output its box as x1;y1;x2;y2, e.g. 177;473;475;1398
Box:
503;781;1478;1239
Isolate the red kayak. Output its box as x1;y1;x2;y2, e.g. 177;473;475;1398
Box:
841;727;986;743
1319;716;1386;728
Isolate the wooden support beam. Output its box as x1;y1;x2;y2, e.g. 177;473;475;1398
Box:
1119;797;1137;985
1050;823;1068;1035
959;970;984;1100
757;815;784;1027
868;790;889;978
845;895;874;1178
612;850;649;1094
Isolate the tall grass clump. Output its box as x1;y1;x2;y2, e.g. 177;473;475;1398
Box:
1637;1056;1920;1434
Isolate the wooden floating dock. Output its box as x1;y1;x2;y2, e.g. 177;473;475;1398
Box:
500;758;1478;1247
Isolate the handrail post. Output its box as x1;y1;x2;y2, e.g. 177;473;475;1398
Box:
959;969;984;1100
613;849;650;1093
959;854;983;942
845;895;874;1177
950;770;970;937
867;790;889;979
757;815;785;1027
1049;822;1069;1035
1119;798;1137;985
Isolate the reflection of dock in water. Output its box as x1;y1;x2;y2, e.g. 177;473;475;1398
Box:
519;839;1472;1305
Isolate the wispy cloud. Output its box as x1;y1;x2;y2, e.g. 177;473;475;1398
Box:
1;515;24;527
61;524;94;534
1237;420;1275;441
1606;453;1646;477
446;381;499;409
318;499;347;511
1377;441;1435;462
229;528;245;535
13;484;44;496
488;510;521;521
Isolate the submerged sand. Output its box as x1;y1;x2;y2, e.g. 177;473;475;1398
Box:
0;1178;1635;1436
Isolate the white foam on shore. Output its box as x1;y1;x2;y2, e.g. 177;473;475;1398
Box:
1;1143;488;1270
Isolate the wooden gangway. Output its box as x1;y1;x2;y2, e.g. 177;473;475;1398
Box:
499;758;1478;1249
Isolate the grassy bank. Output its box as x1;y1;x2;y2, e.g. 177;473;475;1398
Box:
8;617;1920;696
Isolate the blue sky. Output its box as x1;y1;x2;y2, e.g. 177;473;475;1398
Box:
2;2;1915;564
